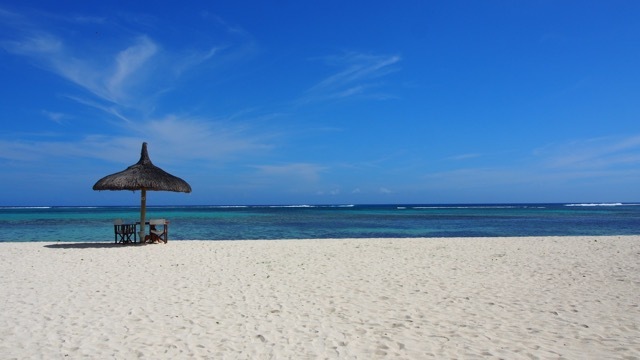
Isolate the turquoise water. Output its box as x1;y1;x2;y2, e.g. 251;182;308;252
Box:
0;203;639;242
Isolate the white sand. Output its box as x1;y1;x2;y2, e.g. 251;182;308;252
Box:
0;236;639;359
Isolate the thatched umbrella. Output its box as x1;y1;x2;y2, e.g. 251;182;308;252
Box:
93;142;192;240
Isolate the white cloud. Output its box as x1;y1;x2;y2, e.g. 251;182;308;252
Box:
0;9;251;114
0;8;274;172
41;110;67;124
421;134;640;193
106;35;158;101
253;163;327;182
3;32;62;54
446;153;482;161
535;135;640;170
137;116;274;162
1;29;158;106
0;114;274;165
316;188;341;196
312;52;400;90
302;51;401;103
44;36;159;106
173;46;223;75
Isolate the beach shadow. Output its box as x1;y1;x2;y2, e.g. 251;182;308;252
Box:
44;242;143;249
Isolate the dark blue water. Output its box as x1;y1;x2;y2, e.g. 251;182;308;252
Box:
0;203;638;242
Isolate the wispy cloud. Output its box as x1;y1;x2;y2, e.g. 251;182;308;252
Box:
2;31;61;54
302;51;401;103
0;113;274;165
0;6;266;169
106;35;158;102
1;23;159;107
39;37;155;106
41;110;68;124
446;153;482;161
63;95;133;123
173;46;223;76
252;163;327;182
422;134;640;193
535;135;640;170
138;116;274;162
0;7;252;113
316;188;341;196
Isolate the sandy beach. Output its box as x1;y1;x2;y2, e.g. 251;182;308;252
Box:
1;236;638;359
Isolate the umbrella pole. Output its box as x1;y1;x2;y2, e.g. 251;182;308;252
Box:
139;188;147;242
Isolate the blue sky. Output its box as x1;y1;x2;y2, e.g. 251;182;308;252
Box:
1;1;639;206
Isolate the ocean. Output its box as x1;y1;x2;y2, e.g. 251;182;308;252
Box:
1;203;639;242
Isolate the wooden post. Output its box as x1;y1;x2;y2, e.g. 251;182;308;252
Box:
139;188;147;241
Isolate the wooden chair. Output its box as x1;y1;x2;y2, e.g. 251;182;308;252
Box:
114;219;137;244
148;219;169;243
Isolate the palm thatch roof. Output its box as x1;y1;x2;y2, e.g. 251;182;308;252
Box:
93;142;191;193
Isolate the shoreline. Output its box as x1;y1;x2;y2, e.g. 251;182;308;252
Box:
1;236;639;358
2;233;640;244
